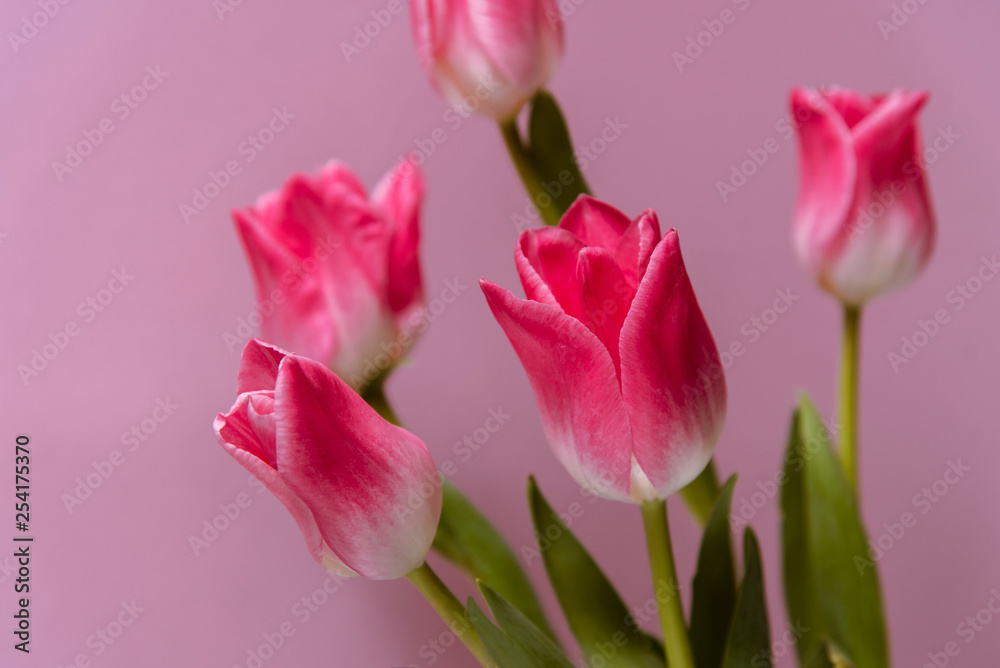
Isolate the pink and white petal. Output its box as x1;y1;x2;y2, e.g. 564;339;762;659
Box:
466;0;547;88
316;160;369;202
790;87;858;272
373;161;425;316
233;208;299;309
236;339;290;394
576;247;632;378
213;403;328;564
481;280;634;502
409;0;450;72
516;227;586;318
558;195;633;253
619;231;726;499
275;356;441;579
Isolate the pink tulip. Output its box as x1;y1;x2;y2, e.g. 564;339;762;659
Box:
232;160;424;390
791;87;936;305
409;0;564;120
214;340;442;580
481;196;726;502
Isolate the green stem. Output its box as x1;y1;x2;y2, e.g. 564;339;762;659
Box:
839;304;862;495
361;377;401;426
678;459;721;526
407;562;494;667
499;120;562;226
640;500;695;668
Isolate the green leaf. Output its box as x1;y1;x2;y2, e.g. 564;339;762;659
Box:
527;90;591;218
679;460;722;527
469;597;534;668
689;475;738;668
528;477;666;668
781;394;889;668
721;528;771;668
479;582;576;668
433;478;558;643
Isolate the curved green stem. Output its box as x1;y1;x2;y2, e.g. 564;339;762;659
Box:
640;500;695;668
407;562;494;667
361;376;401;425
499;119;562;227
839;304;862;495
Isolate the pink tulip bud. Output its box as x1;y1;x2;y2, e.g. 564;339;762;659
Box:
409;0;564;120
791;87;936;305
232;160;424;390
481;196;727;502
214;340;442;580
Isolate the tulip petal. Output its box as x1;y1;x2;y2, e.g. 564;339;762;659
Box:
516;227;586;318
214;398;332;567
576;247;631;378
466;0;556;89
790;87;857;272
559;195;632;253
825;90;934;303
481;280;633;501
275;356;441;579
820;87;879;129
237;339;290;394
635;210;662;284
619;230;726;499
373;161;425;317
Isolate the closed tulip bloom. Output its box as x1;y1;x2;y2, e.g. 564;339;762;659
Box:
481;196;726;502
232;160;424;390
409;0;563;120
791;87;935;305
214;340;442;579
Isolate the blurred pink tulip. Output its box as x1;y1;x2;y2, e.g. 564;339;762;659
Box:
214;340;442;580
791;87;936;305
232;160;424;390
409;0;564;120
481;196;726;502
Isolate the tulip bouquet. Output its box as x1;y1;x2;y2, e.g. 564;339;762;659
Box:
213;2;937;667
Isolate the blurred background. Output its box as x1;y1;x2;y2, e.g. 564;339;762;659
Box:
1;0;998;665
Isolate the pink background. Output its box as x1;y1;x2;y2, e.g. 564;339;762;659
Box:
2;0;998;666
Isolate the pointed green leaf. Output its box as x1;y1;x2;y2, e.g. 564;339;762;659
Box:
528;477;665;668
679;460;722;527
479;582;576;668
781;394;888;668
527;90;591;218
721;528;771;668
469;597;536;668
689;475;738;668
433;478;558;643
